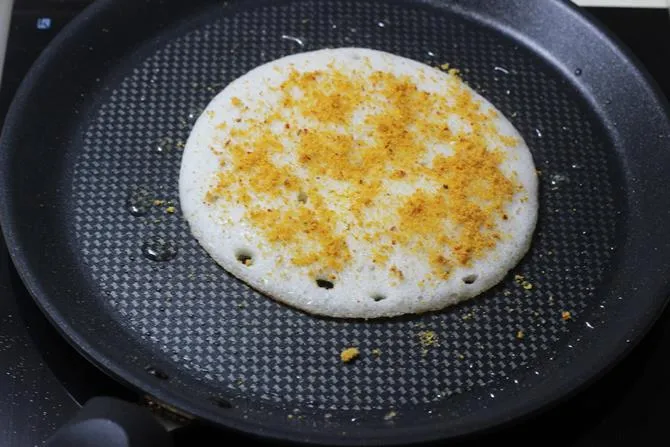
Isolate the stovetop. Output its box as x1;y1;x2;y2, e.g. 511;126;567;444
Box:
0;2;669;446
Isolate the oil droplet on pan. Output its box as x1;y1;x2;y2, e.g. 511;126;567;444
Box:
125;188;152;216
281;35;305;46
142;237;178;261
145;365;169;380
549;173;569;190
156;137;174;153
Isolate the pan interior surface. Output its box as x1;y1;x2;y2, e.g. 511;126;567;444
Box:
2;0;669;444
75;0;617;427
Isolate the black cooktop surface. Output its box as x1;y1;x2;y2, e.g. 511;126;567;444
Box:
0;2;669;446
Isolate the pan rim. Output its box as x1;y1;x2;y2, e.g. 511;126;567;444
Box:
1;0;670;444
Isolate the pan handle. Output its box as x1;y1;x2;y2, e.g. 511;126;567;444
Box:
46;396;173;447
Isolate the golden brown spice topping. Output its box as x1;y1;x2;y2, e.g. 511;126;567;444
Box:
206;62;520;279
281;70;361;125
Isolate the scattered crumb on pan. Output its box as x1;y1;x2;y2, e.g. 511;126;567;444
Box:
418;330;438;356
340;347;360;363
514;274;533;290
418;331;438;347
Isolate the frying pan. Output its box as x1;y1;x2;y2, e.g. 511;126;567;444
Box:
1;0;670;445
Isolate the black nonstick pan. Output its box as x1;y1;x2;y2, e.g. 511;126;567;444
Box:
2;0;670;445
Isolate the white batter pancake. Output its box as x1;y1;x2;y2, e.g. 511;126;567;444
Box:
179;48;538;318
